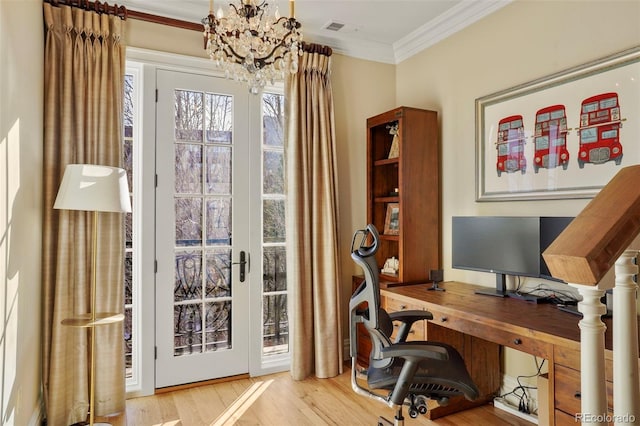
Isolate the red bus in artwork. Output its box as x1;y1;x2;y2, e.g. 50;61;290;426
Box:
496;115;526;177
577;92;623;168
533;105;569;173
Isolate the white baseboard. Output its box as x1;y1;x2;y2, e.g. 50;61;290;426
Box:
494;397;538;424
499;374;540;418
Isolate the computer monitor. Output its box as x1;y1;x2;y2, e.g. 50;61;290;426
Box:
452;216;573;299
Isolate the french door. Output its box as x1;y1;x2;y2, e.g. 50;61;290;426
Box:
155;69;254;387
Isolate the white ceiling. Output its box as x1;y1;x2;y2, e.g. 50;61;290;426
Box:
118;0;511;64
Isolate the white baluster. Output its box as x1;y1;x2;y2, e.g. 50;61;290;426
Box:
569;282;611;425
613;250;639;425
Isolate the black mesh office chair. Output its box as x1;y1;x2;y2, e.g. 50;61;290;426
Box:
349;224;479;426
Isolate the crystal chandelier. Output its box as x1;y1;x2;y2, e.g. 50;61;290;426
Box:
202;0;303;94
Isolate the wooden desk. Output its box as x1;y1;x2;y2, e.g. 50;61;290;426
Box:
380;281;640;425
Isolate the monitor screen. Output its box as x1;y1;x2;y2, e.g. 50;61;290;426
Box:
452;216;573;281
539;216;574;280
452;216;540;277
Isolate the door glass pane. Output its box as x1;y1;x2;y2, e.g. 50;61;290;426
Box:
175;250;203;301
206;198;231;246
175;90;203;141
174;303;203;355
206;249;232;297
263;295;288;354
205;93;233;144
262;93;284;147
263;247;286;292
205;301;231;351
263;151;284;194
206;146;232;194
263;199;285;243
175;198;202;247
175;144;203;194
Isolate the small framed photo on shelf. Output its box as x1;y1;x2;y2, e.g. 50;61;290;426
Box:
383;203;400;235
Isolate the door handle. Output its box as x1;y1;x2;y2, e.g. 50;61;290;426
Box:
232;251;249;282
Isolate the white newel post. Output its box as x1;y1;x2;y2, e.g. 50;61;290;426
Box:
613;250;640;425
569;282;611;425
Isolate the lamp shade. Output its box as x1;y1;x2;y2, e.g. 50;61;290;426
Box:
54;164;132;213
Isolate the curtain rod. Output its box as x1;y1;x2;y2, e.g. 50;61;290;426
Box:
43;0;128;19
301;42;333;57
43;0;333;57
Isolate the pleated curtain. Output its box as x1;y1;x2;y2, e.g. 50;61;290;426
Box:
285;48;343;380
42;3;126;425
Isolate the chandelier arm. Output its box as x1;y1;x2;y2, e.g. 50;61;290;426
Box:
254;34;296;66
214;37;253;66
215;23;300;65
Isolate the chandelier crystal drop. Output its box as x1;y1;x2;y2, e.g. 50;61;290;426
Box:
202;0;303;94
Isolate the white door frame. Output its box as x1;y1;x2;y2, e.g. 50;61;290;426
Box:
125;47;289;398
154;69;252;388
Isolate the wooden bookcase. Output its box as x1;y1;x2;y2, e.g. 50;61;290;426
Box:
366;106;440;284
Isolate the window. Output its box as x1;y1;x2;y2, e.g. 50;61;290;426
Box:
123;67;139;384
261;92;288;356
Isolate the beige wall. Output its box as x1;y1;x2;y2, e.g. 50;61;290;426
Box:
395;0;640;379
0;0;44;424
396;0;640;287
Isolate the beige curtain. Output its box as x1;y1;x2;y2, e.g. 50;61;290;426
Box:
285;47;343;380
42;3;126;425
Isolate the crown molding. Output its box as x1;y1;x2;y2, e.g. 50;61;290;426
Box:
393;0;512;64
118;0;511;65
304;31;397;64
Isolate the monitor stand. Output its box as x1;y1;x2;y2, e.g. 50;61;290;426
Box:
474;274;508;298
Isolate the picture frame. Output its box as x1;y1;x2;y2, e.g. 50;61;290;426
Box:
476;46;640;201
384;203;400;235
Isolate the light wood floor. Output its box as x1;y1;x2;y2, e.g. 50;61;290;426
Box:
98;368;534;426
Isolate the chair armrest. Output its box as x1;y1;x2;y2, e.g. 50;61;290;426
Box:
380;342;449;361
388;310;433;343
389;310;433;322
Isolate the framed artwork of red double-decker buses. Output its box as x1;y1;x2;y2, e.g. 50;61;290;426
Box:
476;46;639;201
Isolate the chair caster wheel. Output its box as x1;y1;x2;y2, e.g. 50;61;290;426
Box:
415;395;428;414
437;396;449;407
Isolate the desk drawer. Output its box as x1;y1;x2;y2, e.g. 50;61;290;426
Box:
554;364;582;415
427;311;551;358
554;364;614;416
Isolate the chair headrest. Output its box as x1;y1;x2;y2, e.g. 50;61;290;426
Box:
351;224;379;258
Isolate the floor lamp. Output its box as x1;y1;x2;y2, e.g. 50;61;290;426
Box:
54;164;131;426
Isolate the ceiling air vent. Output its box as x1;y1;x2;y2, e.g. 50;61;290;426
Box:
323;21;346;32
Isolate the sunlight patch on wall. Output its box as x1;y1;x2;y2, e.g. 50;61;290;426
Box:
1;118;20;426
